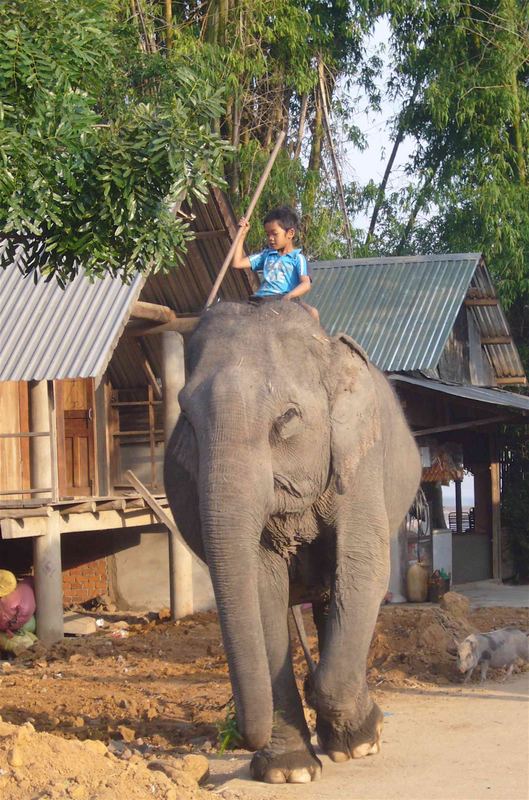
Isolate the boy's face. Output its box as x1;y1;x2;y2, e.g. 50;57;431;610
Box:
264;220;295;252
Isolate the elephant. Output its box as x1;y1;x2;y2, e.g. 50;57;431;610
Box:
164;300;421;784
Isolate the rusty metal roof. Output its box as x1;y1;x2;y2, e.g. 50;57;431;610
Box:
390;374;529;414
309;253;525;381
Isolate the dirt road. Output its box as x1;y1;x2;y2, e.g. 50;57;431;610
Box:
210;674;529;800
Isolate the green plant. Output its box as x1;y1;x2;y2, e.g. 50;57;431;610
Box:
217;702;242;754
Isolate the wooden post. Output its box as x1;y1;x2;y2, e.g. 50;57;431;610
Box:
29;380;64;644
204;130;286;309
490;435;502;581
455;479;463;534
161;331;193;619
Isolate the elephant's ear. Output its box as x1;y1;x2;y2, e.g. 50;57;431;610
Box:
329;334;381;495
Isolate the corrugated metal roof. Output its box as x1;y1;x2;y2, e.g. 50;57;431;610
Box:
309;253;525;380
467;262;525;380
0;254;143;382
309;253;481;372
390;374;529;413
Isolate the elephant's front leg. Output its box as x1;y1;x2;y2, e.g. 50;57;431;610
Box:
250;546;322;784
311;475;388;762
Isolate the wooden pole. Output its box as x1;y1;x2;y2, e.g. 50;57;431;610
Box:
204;130;286;309
160;331;193;619
29;380;64;645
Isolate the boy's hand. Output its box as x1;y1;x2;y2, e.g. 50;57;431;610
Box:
238;217;250;236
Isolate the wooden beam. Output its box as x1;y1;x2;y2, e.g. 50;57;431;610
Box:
464;298;498;306
193;229;229;240
59;501;97;514
413;415;511;437
127;316;200;336
480;336;512;345
496;376;527;385
126;470;200;621
131;300;177;324
0;507;52;519
135;339;162;401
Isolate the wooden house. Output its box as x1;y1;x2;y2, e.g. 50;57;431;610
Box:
310;253;529;596
0;189;257;642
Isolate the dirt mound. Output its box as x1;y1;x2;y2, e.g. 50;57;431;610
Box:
0;718;209;800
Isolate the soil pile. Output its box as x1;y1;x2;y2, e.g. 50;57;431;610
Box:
0;717;209;800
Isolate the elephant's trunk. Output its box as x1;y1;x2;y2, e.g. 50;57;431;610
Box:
199;437;274;751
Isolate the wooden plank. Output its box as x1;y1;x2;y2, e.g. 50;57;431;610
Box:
19;382;31;499
59;501;97;514
125;470;200;621
0;486;53;496
496;376;527;385
0;507;52;519
131;301;177;324
134;340;162;400
413;415;511;437
127;316;200;336
464;298;498;306
194;229;229;240
480;336;513;345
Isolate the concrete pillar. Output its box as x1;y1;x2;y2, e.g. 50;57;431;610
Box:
161;332;193;619
29;380;64;645
455;479;463;534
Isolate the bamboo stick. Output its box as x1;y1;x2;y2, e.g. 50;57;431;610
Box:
204;130;286;309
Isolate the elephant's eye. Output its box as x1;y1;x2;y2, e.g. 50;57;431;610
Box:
274;406;302;439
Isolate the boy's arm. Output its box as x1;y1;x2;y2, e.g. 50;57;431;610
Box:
284;274;311;299
231;218;251;269
284;252;311;299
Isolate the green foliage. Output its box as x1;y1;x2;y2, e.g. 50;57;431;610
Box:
217;703;242;754
361;2;529;305
0;0;229;282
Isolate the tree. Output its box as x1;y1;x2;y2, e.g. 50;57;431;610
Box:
0;0;229;282
363;1;529;307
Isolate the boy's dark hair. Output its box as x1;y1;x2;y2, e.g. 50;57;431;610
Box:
263;205;299;232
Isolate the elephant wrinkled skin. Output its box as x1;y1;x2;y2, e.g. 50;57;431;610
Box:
164;301;421;784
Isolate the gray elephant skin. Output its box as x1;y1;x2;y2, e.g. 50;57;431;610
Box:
164;300;421;784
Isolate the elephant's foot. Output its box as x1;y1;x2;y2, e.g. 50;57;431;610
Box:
250;743;322;784
316;702;384;762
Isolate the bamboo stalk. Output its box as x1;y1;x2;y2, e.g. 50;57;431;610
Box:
204;130;286;309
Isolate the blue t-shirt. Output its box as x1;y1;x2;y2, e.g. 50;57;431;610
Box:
248;248;309;297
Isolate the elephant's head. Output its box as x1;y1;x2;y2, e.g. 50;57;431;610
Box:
165;301;380;748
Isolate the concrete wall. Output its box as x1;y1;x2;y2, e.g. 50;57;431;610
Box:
109;529;215;613
452;532;492;583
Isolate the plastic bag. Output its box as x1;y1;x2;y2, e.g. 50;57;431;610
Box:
0;628;38;655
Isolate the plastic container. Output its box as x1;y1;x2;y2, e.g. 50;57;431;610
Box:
406;562;428;602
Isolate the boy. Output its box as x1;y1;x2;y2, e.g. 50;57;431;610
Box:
231;205;319;321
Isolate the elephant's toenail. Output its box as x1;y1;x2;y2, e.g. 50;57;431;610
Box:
352;742;373;758
289;769;312;783
265;769;287;784
328;750;349;763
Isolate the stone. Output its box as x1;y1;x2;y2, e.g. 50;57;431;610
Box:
117;725;136;743
8;745;23;767
63;613;97;636
83;739;107;756
182;754;210;784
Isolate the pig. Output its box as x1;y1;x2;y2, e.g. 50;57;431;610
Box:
456;628;529;682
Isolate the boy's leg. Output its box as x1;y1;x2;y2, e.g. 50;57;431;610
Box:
298;301;320;323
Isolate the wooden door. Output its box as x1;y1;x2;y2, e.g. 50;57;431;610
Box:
56;380;96;498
